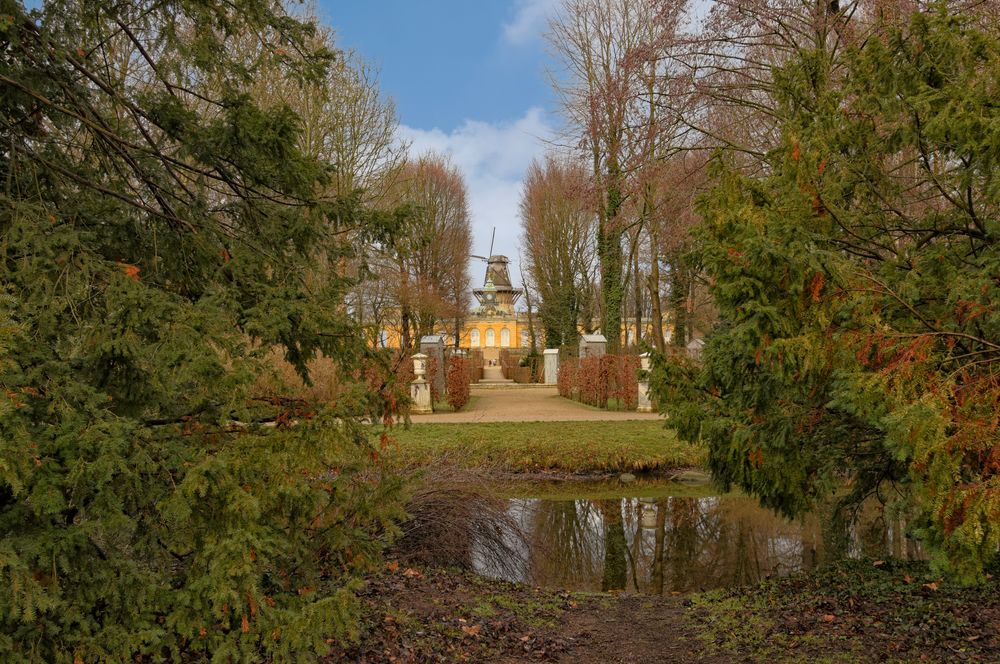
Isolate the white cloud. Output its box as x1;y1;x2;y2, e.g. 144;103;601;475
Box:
501;0;559;46
398;107;555;292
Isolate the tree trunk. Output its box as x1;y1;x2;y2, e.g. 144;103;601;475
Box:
523;283;539;354
633;232;643;349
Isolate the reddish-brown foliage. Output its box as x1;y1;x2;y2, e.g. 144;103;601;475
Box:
557;357;577;399
445;356;471;411
559;354;639;410
425;355;440;404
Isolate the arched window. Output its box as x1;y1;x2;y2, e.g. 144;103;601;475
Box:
378;329;389;348
500;328;511;348
485;328;496;347
520;330;529;348
470;329;480;348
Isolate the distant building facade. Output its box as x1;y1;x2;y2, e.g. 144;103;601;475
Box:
371;254;674;353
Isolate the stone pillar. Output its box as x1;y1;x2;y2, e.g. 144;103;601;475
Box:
410;353;433;414
419;335;446;397
579;334;607;358
637;352;653;413
543;348;560;385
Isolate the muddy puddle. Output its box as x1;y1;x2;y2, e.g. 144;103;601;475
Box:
464;476;923;594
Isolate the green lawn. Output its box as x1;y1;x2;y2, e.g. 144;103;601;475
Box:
380;420;704;474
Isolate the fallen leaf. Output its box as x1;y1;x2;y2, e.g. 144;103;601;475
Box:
402;568;423;579
461;624;481;637
903;575;914;584
520;635;531;642
822;614;835;623
923;581;939;591
386;560;399;573
873;560;885;567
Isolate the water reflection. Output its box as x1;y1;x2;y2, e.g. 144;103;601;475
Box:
472;492;923;594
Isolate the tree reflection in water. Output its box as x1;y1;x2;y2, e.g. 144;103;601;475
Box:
474;492;925;594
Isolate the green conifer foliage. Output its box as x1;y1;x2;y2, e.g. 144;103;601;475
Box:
652;5;1000;581
1;1;403;659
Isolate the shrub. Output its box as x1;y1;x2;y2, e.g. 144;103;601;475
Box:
559;355;639;410
426;354;441;404
557;357;577;398
446;356;471;411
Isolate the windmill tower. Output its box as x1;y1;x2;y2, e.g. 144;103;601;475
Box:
472;255;522;316
471;228;522;316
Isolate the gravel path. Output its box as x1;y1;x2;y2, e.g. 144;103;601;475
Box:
412;386;662;423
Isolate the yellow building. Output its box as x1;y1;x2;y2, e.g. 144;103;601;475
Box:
373;255;673;354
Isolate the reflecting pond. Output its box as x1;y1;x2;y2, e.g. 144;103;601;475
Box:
464;479;924;594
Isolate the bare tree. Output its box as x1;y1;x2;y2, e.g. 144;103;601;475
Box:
520;155;598;348
245;18;406;202
548;0;693;351
548;0;647;351
381;154;473;349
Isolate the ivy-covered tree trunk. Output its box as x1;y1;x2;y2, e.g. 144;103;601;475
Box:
599;501;627;591
668;256;688;348
649;251;665;353
599;160;625;353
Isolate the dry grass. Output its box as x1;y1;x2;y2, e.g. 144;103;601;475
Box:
391;466;525;579
254;348;344;403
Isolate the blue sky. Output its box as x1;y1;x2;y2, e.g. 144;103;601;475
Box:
318;1;556;131
317;0;563;286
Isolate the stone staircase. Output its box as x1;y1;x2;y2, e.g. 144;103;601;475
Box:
480;365;513;384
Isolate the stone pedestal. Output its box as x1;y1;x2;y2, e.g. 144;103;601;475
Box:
543;348;559;385
637;352;653;413
410;353;433;414
410;380;433;414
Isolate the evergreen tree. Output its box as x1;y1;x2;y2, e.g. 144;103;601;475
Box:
0;1;402;659
652;5;1000;581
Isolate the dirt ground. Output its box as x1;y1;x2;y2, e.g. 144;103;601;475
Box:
535;594;729;664
327;567;730;664
412;387;662;423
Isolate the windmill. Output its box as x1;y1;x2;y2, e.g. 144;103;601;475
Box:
471;227;522;314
